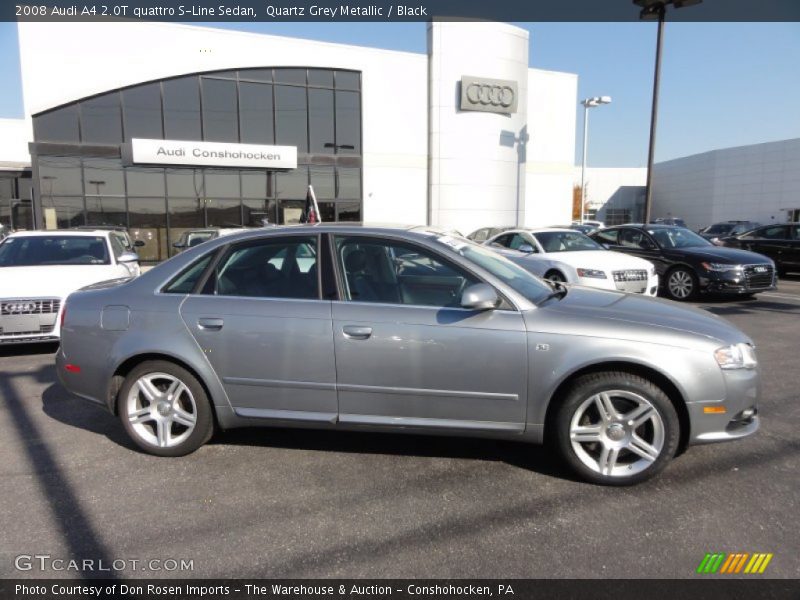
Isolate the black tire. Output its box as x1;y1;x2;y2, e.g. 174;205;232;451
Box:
118;360;214;457
552;371;680;486
665;266;698;301
545;270;566;283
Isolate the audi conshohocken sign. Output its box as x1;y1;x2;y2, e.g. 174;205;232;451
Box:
460;76;518;115
127;138;298;170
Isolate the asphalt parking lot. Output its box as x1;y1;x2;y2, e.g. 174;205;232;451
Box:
1;279;799;580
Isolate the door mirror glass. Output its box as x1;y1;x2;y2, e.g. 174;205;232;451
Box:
460;283;499;311
118;252;139;264
518;243;534;253
173;242;185;249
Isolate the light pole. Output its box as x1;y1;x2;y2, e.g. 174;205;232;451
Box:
635;0;703;224
579;96;611;224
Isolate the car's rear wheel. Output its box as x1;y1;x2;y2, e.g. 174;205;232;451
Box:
118;360;213;457
545;270;566;283
553;371;680;485
665;267;697;301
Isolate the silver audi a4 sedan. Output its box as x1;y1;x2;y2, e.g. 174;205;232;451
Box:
57;225;760;485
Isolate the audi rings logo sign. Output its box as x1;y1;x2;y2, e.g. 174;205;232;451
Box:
460;76;518;115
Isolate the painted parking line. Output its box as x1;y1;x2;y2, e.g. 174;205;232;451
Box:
759;292;800;301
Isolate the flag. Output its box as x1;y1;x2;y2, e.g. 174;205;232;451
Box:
300;185;321;223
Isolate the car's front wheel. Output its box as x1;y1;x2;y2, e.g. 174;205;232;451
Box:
118;360;214;457
665;267;697;301
553;371;680;485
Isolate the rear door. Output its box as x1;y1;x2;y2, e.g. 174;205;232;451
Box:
179;234;338;422
741;226;790;265
330;234;528;432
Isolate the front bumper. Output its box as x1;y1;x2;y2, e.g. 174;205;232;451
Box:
0;297;62;343
699;267;777;295
687;367;760;444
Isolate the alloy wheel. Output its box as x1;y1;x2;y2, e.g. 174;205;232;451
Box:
569;390;665;478
668;270;694;299
125;372;198;448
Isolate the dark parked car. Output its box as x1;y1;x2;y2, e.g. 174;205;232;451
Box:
591;224;776;301
699;221;761;245
720;223;800;277
650;217;686;227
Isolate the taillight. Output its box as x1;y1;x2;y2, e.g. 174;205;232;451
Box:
60;306;66;330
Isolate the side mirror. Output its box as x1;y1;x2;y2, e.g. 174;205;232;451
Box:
461;283;499;311
601;243;610;250
173;242;185;249
518;243;535;253
133;240;146;248
118;252;139;264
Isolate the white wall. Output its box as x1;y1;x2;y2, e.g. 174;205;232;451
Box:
574;167;646;223
524;68;578;227
652;138;800;230
16;21;429;225
428;21;530;234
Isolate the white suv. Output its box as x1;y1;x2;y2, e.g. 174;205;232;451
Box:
0;230;140;344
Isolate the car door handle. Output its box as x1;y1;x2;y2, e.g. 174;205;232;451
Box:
198;317;224;331
342;325;372;340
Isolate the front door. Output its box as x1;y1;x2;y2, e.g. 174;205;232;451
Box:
179;235;337;422
330;234;528;432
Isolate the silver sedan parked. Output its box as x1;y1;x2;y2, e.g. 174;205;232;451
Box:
57;225;760;485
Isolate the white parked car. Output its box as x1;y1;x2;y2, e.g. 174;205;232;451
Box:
0;230;140;344
485;228;659;296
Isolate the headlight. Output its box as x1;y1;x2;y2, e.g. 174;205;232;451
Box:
714;343;758;370
702;262;742;272
576;268;606;279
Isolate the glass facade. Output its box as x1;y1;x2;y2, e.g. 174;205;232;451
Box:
31;67;363;262
0;173;34;231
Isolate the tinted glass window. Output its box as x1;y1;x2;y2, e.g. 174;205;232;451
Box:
202;78;238;142
335;91;360;154
335;71;360;90
471;229;488;242
337;202;360;222
648;227;711;249
207;236;318;299
241;171;268;198
792;225;800;240
243;198;277;226
310;166;335;200
274;69;306;85
335;236;478;307
278;200;305;224
308;88;335;154
47;197;85;229
0;235;109;266
239;82;274;145
277;167;308;200
704;223;735;235
163;253;214;294
86;196;127;227
122;83;163;140
39;157;83;196
168;197;205;257
492;234;513;248
337;168;360;199
759;226;790;240
83;159;125;196
127;168;166;196
507;233;534;251
618;229;650;249
308;69;334;88
81;93;123;144
206;199;241;227
128;198;167;262
593;229;619;245
34;105;80;143
239;68;273;82
163;77;201;140
166;168;203;198
274;85;308;152
109;233;127;258
203;170;240;198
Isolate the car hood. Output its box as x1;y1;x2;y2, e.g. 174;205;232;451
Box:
665;245;771;265
0;265;124;299
538;250;653;270
537;285;750;348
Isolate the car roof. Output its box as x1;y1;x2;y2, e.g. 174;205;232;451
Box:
8;229;114;238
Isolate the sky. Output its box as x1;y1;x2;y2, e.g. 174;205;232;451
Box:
0;20;798;167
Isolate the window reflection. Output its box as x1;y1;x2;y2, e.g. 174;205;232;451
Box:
81;93;123;144
163;77;201;140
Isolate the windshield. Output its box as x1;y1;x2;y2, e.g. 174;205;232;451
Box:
0;235;110;266
703;224;735;235
431;236;551;304
533;231;603;252
647;228;712;249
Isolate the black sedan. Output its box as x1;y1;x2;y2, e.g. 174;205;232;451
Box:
590;224;777;301
720;223;800;277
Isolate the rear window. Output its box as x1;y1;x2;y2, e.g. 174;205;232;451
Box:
0;235;110;266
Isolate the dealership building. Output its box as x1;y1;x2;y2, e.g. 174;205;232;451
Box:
0;20;577;261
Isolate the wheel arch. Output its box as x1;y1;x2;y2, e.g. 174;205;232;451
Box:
107;352;220;432
542;360;691;455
